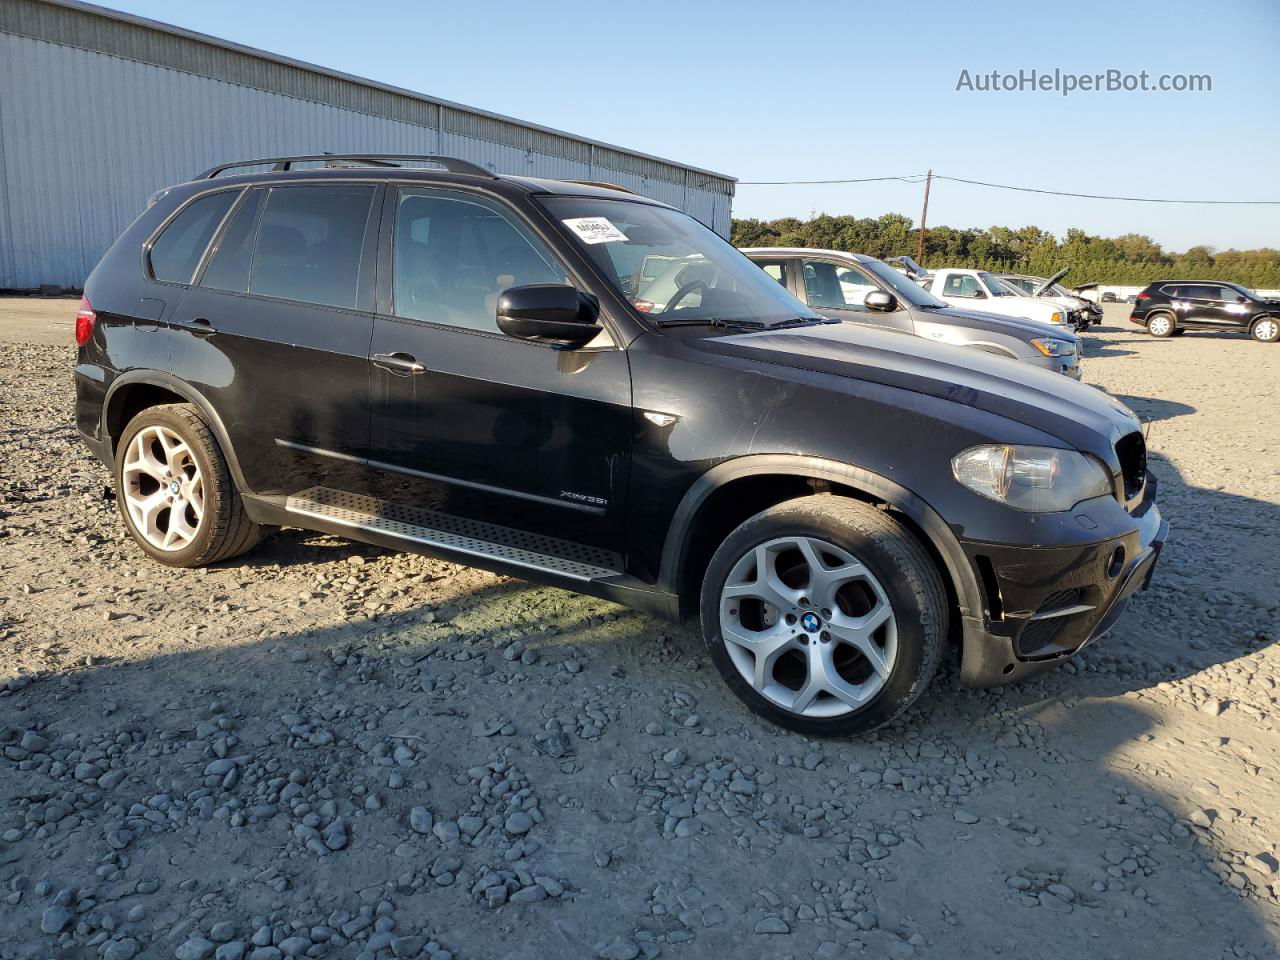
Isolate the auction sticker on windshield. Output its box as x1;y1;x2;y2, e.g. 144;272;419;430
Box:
562;217;628;244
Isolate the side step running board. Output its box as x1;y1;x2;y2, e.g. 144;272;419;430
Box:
285;487;620;582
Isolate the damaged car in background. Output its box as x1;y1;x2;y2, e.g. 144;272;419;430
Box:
998;269;1102;330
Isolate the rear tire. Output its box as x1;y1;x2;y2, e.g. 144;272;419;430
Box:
114;404;262;567
1146;313;1175;338
1251;317;1279;343
699;495;947;737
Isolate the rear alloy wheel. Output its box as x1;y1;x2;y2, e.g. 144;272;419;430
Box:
1252;317;1279;343
115;404;263;567
121;424;206;551
701;496;946;736
1146;313;1175;338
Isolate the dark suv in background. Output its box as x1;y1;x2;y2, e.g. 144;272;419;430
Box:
75;154;1166;736
1130;281;1280;342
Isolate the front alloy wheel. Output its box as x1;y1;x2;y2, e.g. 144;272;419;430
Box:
701;495;947;736
719;536;897;718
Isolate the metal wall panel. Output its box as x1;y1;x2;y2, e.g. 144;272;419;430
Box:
0;30;733;288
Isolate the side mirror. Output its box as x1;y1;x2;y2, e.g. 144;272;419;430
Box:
971;289;987;299
497;284;602;348
864;290;897;312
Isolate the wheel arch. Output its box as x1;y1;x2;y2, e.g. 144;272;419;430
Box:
658;455;981;628
103;372;249;492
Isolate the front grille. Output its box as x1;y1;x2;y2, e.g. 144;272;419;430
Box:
1115;431;1147;501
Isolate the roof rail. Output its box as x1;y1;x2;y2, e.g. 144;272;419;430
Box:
197;154;496;180
564;179;638;195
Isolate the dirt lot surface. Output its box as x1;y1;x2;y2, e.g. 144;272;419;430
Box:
1;299;1278;960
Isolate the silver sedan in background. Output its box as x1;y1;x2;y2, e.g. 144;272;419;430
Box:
740;248;1083;378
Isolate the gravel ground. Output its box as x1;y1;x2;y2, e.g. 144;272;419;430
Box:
1;300;1278;960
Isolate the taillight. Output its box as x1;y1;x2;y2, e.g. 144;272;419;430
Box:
1135;292;1150;302
633;299;655;314
74;296;96;346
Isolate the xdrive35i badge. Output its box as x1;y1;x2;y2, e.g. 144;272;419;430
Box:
560;490;608;507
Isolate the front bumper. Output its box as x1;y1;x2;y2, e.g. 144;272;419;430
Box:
956;482;1168;687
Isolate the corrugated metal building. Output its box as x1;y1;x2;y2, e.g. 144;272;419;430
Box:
0;0;736;289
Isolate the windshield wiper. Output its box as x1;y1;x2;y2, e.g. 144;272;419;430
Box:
766;316;840;329
654;317;766;330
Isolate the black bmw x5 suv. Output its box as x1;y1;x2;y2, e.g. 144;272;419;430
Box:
75;154;1167;736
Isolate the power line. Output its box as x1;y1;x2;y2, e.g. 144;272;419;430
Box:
737;174;928;185
736;171;1279;205
932;175;1280;205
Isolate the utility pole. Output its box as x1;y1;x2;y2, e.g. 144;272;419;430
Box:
916;169;932;265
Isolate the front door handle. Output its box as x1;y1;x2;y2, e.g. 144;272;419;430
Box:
176;317;217;338
373;351;426;375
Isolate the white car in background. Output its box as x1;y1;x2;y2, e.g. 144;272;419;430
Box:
915;268;1074;332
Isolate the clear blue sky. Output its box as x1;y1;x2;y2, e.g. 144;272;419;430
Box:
105;0;1279;252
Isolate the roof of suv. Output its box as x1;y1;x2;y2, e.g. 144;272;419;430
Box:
164;155;676;209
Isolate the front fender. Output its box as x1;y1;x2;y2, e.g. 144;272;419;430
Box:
657;453;983;626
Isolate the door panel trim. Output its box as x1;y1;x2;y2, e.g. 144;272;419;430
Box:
274;439;607;514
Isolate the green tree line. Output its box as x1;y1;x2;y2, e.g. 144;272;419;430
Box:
731;214;1280;288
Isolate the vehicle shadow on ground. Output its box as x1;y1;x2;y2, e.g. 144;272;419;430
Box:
1112;394;1196;423
2;580;1275;957
1081;334;1138;358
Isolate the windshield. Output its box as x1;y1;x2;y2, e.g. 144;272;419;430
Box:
979;272;1016;296
858;257;949;308
540;197;818;325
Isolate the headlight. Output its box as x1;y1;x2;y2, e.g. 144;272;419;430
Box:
952;445;1112;512
1049;311;1063;324
1030;337;1075;357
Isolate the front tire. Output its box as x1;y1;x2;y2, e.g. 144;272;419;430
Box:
114;404;262;567
699;496;947;736
1251;317;1279;343
1146;313;1175;338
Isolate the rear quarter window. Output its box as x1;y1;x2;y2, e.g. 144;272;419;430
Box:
148;190;238;284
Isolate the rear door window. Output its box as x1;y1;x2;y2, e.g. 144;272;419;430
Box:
200;190;264;293
249;185;376;309
753;260;791;288
148;190;238;284
1183;284;1219;300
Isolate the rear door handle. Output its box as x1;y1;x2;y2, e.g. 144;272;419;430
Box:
373;351;426;375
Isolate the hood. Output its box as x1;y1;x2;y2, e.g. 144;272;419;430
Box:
1033;268;1069;297
698;323;1136;454
927;305;1080;342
